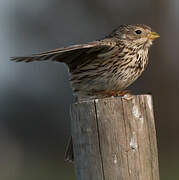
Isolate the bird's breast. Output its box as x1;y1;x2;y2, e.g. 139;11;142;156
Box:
109;48;149;90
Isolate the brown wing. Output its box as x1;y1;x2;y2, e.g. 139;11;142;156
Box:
11;40;117;70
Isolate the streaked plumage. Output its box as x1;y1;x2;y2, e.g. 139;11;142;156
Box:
11;24;159;162
11;24;159;101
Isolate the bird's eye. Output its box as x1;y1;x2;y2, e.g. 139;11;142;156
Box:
135;30;142;34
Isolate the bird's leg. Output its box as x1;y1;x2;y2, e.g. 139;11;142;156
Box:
116;90;133;100
92;90;114;97
115;90;131;97
93;90;131;97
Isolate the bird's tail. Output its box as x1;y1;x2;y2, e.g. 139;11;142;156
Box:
64;136;74;163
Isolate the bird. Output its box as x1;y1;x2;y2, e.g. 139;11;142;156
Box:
11;24;160;162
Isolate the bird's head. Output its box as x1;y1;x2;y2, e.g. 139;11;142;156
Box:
112;24;160;49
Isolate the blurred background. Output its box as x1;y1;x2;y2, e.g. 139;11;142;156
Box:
0;0;178;179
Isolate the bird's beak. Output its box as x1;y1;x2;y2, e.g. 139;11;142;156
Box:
147;32;160;40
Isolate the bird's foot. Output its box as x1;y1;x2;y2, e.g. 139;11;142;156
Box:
93;90;132;99
122;93;133;100
115;90;133;100
115;90;131;97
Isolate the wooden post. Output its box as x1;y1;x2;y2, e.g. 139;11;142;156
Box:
70;95;160;180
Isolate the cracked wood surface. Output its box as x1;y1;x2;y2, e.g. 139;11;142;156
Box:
70;95;160;180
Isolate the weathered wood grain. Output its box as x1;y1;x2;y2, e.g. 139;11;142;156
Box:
70;95;160;180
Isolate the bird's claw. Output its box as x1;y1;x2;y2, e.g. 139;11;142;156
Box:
122;93;133;100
